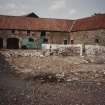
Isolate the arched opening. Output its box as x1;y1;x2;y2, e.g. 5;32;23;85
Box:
0;38;3;49
7;38;19;49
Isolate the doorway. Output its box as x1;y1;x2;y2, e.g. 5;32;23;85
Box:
7;38;19;49
0;38;3;49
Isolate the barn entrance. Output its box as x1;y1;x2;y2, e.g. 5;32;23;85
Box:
7;38;19;49
0;38;3;49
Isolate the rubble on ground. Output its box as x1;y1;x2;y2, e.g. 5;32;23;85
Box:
1;50;105;82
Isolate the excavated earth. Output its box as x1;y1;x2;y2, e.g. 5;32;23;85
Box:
0;50;105;105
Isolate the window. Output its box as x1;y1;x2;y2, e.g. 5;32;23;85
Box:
28;38;34;42
95;39;99;43
71;40;74;44
27;30;30;35
64;40;68;45
41;31;46;37
12;30;15;34
43;38;48;43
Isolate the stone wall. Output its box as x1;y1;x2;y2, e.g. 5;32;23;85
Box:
85;45;105;56
0;30;70;49
0;50;43;57
42;44;82;56
70;29;105;46
0;28;105;49
42;44;105;56
0;29;41;39
46;32;70;44
1;44;105;57
0;29;41;49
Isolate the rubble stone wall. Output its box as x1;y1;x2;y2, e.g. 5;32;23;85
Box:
42;44;82;56
46;32;70;44
85;45;105;56
1;29;105;49
42;44;105;56
70;29;105;46
1;45;105;57
0;29;41;48
0;50;43;57
0;29;41;39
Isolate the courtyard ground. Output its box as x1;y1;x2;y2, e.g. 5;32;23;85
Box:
0;50;105;105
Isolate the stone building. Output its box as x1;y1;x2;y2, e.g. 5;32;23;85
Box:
71;14;105;46
0;13;105;49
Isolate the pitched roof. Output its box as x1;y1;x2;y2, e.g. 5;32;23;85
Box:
72;14;105;31
0;15;73;32
22;12;39;18
0;13;105;32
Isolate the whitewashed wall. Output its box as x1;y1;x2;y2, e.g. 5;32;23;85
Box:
42;44;83;56
42;44;105;56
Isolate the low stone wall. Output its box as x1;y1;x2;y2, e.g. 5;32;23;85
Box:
42;44;82;56
1;45;105;57
42;44;105;56
0;50;44;57
85;45;105;56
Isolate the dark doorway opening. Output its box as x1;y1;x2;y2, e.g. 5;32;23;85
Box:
0;38;3;49
41;31;46;37
95;39;99;43
28;38;34;42
64;40;68;45
43;38;48;44
27;30;30;36
7;38;19;49
71;40;74;44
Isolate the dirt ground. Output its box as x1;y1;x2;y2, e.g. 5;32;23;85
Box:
1;52;105;105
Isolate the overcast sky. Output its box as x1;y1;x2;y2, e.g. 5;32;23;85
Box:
0;0;105;19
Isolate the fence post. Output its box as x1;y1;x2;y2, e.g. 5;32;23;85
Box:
80;44;83;56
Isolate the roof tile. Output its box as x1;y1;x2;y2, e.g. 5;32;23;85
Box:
0;16;73;32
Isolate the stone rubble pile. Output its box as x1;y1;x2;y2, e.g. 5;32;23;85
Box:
1;49;105;82
23;70;105;83
84;56;105;64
